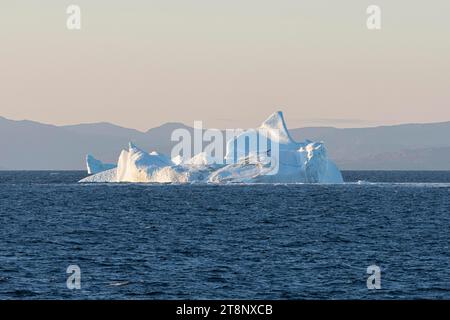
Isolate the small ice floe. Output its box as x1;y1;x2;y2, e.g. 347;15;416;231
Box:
108;281;131;287
356;180;373;185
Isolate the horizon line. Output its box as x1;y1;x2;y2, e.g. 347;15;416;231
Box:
1;114;450;133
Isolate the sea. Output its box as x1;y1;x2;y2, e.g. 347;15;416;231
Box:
0;170;449;300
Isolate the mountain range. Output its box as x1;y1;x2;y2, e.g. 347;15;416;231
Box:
1;115;450;170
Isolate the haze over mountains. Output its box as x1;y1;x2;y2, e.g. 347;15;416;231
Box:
1;115;450;170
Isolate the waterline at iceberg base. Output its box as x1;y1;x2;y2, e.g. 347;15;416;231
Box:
80;112;343;184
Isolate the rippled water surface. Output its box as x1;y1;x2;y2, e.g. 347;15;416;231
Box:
0;171;449;299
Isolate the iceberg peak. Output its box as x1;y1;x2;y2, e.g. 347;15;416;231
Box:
259;111;296;145
85;154;116;174
128;142;139;151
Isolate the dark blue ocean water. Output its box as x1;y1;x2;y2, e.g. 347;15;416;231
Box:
0;171;450;300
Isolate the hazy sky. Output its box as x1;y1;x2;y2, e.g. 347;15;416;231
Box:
0;0;449;130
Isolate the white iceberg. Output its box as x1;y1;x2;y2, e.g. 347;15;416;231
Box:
79;112;344;184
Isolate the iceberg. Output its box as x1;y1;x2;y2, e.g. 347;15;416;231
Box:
86;154;116;174
79;112;344;184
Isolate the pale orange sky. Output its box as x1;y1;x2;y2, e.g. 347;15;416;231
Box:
0;0;449;130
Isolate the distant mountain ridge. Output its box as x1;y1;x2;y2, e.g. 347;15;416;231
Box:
1;115;450;170
289;122;450;170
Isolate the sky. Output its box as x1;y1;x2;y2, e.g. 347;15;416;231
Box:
0;0;449;131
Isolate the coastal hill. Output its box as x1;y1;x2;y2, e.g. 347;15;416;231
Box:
1;115;450;170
